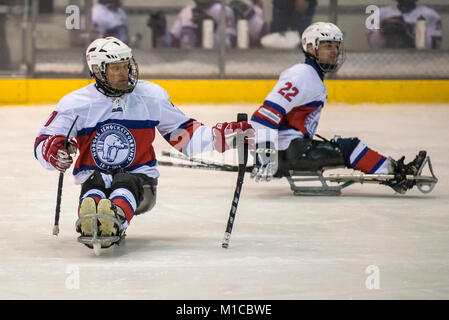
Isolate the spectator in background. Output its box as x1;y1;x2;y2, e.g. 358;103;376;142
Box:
271;0;317;36
170;0;236;49
367;0;442;49
92;0;129;45
229;0;269;47
129;33;142;49
147;10;172;48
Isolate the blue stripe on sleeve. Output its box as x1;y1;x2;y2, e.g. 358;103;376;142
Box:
251;114;279;129
263;100;287;116
162;118;196;142
34;134;50;159
302;100;324;108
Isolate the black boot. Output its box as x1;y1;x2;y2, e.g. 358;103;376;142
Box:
385;151;427;194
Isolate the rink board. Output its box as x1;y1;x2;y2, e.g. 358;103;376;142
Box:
1;79;449;106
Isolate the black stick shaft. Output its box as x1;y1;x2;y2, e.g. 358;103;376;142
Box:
53;173;64;230
222;113;248;248
53;115;79;236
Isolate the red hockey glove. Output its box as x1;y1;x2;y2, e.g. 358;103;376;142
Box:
42;134;77;173
212;121;255;153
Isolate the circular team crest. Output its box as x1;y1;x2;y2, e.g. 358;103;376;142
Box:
91;123;136;171
305;108;322;137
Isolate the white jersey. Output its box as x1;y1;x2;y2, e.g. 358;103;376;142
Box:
34;81;213;184
92;4;129;44
368;5;442;49
250;60;327;150
170;3;236;48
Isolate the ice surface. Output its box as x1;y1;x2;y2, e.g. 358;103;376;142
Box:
0;103;448;300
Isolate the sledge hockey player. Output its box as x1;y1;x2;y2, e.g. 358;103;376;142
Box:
250;21;429;194
34;37;254;251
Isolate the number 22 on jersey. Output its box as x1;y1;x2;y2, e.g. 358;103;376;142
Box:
278;82;299;102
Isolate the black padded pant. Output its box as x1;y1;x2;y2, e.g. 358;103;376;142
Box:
80;170;157;215
277;138;346;174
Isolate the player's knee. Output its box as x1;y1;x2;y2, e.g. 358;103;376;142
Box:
111;172;144;203
332;136;360;167
111;173;157;214
80;170;107;196
135;184;157;215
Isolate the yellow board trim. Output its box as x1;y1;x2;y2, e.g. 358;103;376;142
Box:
1;79;448;106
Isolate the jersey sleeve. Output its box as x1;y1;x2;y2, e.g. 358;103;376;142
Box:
156;90;213;157
251;69;314;131
34;100;79;170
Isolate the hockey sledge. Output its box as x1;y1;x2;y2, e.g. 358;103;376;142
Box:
291;154;437;196
158;151;438;196
76;214;125;256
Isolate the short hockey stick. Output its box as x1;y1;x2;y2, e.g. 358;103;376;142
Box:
158;160;225;171
162;150;228;170
222;113;249;249
160;151;254;172
158;159;254;172
53;115;79;236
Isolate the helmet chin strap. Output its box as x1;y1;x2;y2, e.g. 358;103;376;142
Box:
304;50;336;74
94;75;126;98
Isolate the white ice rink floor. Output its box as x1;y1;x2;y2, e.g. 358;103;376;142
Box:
0;103;448;300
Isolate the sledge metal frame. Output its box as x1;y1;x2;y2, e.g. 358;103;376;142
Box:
75;214;124;254
286;171;343;196
414;155;438;193
158;151;438;196
287;156;438;196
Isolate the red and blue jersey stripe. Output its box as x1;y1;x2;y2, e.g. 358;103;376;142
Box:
252;100;323;137
73;119;159;175
163;118;204;153
281;100;323;136
34;134;50;158
251;100;286;129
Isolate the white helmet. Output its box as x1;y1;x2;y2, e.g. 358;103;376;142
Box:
301;22;345;73
86;37;138;97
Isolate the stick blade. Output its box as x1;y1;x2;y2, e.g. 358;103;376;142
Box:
52;225;59;236
222;232;231;249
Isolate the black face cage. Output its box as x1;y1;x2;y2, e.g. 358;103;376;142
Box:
316;41;346;74
93;57;139;98
302;40;346;74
